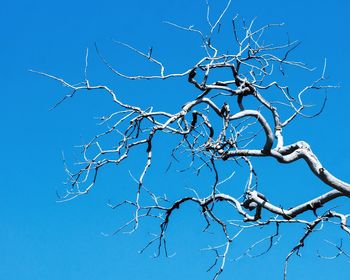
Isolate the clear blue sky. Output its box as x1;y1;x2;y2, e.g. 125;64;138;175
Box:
1;0;350;279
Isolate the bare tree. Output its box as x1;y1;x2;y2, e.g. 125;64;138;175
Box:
33;2;350;279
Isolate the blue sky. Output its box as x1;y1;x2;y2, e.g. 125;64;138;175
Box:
1;0;350;279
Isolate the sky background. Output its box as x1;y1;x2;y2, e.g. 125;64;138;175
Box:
1;0;350;279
